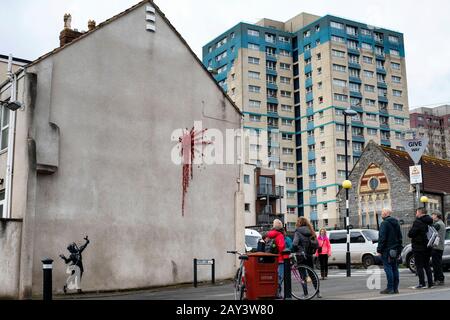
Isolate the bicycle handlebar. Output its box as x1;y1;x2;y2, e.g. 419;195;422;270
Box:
227;250;244;256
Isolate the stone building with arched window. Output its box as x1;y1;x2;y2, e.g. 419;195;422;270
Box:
338;141;450;229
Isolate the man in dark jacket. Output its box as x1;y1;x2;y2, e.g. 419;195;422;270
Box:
408;207;434;289
377;208;402;294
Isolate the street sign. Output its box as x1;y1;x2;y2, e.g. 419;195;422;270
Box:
409;165;423;184
402;137;429;164
197;259;214;265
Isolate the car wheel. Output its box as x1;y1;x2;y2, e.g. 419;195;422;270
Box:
406;254;416;274
362;255;375;269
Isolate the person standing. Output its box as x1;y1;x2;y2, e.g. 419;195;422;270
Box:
408;207;434;289
316;229;331;280
265;219;287;298
376;209;402;294
292;217;321;298
431;212;446;286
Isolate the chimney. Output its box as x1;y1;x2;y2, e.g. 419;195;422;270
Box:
88;20;96;31
59;13;83;47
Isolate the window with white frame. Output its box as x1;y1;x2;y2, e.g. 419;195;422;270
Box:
248;71;260;79
393;103;403;111
248;56;260;64
333;64;346;72
334;93;348;102
281;104;292;112
365;99;376;106
283;162;294;171
331;35;345;43
346;26;358;36
367;128;378;136
248;43;260;50
363;56;373;64
249;114;261;122
347;40;358;50
248;29;260;37
391;62;401;70
330;21;344;29
283;147;294;155
217;65;227;74
280;63;291;70
281;90;292;98
389;35;399;43
0;190;5;217
286;177;295;184
390;49;400;56
279;49;290;57
392;76;401;83
282;133;293;141
394;118;405;125
248;85;261;93
332;50;346;58
365;84;375;93
361;29;371;37
333;78;347;87
282;119;293;126
364;70;374;78
367;113;377;121
249;100;261;108
280;76;291;84
393;89;402;97
361;43;372;50
215;51;227;62
0;106;10;151
265;33;276;43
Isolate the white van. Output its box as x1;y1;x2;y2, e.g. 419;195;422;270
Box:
245;229;262;252
322;229;379;269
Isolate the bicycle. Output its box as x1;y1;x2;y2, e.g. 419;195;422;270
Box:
289;254;320;300
227;250;248;300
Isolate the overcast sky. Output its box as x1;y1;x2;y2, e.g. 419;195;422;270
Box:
1;0;449;108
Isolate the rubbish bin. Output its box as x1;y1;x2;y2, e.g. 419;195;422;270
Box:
244;252;279;300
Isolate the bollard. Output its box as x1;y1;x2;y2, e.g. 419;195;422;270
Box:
193;258;198;288
282;250;292;300
42;258;54;301
211;259;215;285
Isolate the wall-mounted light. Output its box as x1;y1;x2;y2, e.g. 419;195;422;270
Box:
0;100;22;111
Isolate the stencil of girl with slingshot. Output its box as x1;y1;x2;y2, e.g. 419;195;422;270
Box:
59;236;90;294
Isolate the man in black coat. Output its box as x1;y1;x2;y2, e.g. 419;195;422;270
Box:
377;208;402;294
408;208;434;289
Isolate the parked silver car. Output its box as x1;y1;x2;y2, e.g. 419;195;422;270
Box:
401;227;450;273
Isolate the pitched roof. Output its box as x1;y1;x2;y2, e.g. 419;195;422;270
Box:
381;145;450;194
24;0;242;115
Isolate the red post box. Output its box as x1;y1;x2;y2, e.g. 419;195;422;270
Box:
243;252;279;300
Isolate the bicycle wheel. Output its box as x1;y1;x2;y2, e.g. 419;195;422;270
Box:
234;267;245;300
291;265;320;300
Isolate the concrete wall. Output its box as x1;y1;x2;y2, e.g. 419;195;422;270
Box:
0;220;22;298
9;3;243;296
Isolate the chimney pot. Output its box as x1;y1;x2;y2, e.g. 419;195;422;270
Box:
88;20;96;31
59;13;83;47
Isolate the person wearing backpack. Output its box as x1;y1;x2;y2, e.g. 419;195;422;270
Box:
265;219;287;298
376;208;403;294
408;207;434;289
292;217;321;298
431;212;446;286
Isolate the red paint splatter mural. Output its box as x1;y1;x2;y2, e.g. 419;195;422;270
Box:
179;128;212;217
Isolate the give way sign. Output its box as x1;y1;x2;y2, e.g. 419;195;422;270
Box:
401;137;429;165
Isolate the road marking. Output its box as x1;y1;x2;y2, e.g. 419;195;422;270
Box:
210;293;234;297
362;287;450;300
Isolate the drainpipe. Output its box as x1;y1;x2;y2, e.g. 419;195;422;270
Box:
4;54;17;219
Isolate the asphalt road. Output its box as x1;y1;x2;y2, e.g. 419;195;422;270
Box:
57;268;450;300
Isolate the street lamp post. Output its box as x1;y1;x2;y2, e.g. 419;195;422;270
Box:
343;107;357;278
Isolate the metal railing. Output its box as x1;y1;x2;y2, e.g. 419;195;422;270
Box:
257;184;284;198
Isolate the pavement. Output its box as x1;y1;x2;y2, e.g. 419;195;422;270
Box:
56;268;450;300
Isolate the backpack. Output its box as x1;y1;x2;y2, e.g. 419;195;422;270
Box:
264;237;279;254
306;237;319;255
427;225;440;249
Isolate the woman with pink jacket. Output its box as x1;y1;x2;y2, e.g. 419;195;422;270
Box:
316;229;332;280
